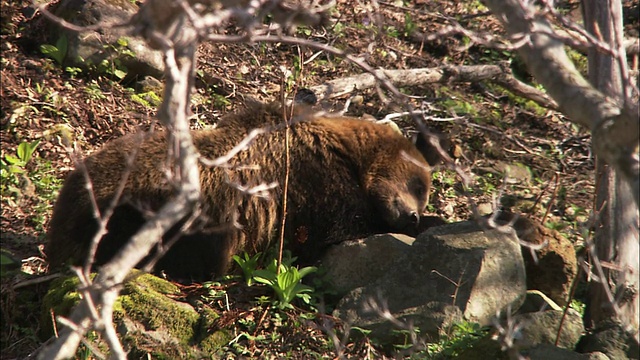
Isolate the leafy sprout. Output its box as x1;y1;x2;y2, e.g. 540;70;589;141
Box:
253;259;317;309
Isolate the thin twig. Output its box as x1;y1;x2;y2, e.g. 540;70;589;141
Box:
541;172;560;225
555;262;583;347
277;74;292;273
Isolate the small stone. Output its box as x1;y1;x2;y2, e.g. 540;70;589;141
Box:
23;59;41;70
477;202;494;216
443;203;455;216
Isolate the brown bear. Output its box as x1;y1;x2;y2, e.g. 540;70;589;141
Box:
46;102;432;281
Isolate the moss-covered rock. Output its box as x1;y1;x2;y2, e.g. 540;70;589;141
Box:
27;0;164;79
40;275;89;339
41;271;232;358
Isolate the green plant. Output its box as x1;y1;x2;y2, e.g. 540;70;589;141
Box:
85;81;107;100
385;25;399;38
432;170;459;200
25;83;68;119
332;21;345;37
29;159;63;230
253;259;317;309
297;26;313;36
40;35;68;65
442;98;477;116
545;221;567;231
404;13;416;37
202;281;229;304
434;170;457;187
1;141;39;195
570;299;586;316
3;140;40;171
479;48;513;63
291;55;303;87
40;36;86;77
427;321;488;358
130;91;162;108
211;93;231;109
255;295;272;306
392;327;421;351
1;140;62;231
76;331;101;359
84;37;135;80
65;66;83;77
476;174;497;195
232;252;262;286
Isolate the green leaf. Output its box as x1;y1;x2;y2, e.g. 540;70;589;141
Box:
113;69;127;79
0;253;17;266
3;154;24;166
252;260;317;308
17;140;40;164
55;36;67;53
8;165;25;174
297;266;317;279
56;35;68;61
278;270;298;301
293;283;313;294
40;36;67;64
40;44;59;56
233;252;261;286
350;326;372;336
253;269;277;284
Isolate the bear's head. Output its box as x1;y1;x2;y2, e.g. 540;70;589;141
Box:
364;146;431;233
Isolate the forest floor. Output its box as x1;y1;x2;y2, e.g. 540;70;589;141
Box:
1;0;636;358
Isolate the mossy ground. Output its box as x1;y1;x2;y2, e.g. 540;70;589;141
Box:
39;271;232;358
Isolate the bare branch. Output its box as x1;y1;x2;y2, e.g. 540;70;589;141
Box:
39;0;202;357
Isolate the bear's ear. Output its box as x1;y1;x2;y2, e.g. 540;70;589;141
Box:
294;88;318;106
413;130;454;167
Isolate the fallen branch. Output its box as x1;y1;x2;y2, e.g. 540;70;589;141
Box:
307;64;558;110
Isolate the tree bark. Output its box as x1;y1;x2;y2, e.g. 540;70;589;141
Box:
583;0;639;338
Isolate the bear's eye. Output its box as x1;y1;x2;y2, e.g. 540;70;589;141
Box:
409;177;426;198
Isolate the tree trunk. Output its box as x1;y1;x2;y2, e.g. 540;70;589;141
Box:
583;0;639;340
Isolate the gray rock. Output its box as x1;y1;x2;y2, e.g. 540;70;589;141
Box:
330;221;526;342
585;352;613;360
514;309;584;349
460;309;584;359
41;0;163;78
494;212;577;306
524;345;610;360
321;233;415;297
577;320;640;360
457;341;610;360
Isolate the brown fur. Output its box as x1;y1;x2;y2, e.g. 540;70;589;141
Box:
46;103;431;280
